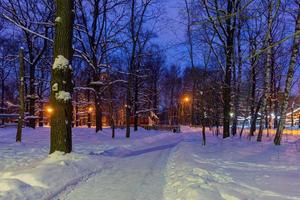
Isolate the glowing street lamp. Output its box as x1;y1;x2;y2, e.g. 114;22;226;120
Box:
46;107;53;115
87;106;93;128
88;107;93;113
183;96;190;103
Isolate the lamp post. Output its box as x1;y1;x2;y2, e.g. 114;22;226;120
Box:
87;106;93;128
181;95;191;125
46;106;53;126
46;107;53;114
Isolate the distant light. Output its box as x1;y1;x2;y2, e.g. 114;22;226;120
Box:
184;97;190;103
46;107;53;114
88;107;93;112
230;112;234;117
271;113;275;118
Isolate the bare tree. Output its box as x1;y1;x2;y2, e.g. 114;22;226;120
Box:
274;1;300;145
201;0;240;138
126;0;154;137
1;0;53;128
257;0;280;142
74;0;127;133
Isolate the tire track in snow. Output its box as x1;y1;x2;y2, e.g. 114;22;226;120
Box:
45;161;114;200
57;140;182;200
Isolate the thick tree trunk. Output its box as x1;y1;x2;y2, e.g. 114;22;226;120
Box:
274;6;300;145
223;0;236;138
50;0;74;154
16;48;25;142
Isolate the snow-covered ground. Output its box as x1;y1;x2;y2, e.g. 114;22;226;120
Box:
0;127;300;200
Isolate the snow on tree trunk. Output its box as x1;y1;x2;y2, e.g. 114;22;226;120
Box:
16;48;25;142
258;1;274;142
249;39;258;137
274;6;300;145
50;0;74;154
232;12;243;136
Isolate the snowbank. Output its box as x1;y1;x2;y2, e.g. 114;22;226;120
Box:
0;127;300;200
163;132;300;200
0;152;104;200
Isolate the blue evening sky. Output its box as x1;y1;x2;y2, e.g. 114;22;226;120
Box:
154;0;188;67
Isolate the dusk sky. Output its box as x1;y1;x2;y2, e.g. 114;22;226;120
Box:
155;0;188;66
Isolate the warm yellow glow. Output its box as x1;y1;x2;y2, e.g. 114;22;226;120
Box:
88;107;93;112
184;97;190;103
46;107;53;114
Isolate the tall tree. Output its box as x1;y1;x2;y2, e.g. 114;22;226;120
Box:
126;0;152;137
274;2;300;145
183;0;196;125
75;0;126;133
201;0;239;138
50;0;74;154
1;0;53;129
257;0;279;142
231;4;244;136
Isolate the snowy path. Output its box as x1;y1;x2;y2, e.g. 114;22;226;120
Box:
1;127;300;200
57;141;180;200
